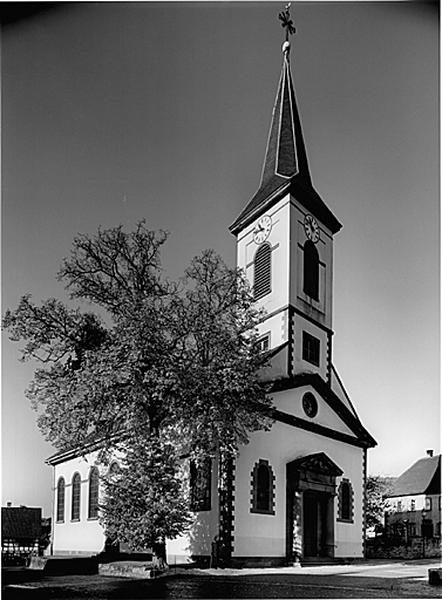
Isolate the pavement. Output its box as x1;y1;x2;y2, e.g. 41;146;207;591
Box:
2;558;441;599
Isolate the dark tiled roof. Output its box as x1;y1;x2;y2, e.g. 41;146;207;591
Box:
2;507;42;540
230;53;341;236
387;455;441;498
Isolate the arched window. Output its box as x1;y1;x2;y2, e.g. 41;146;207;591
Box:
71;473;81;521
251;459;275;515
56;477;65;523
190;458;212;512
88;467;99;519
337;479;353;522
254;244;272;300
303;240;319;300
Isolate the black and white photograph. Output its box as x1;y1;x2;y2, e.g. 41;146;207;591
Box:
1;2;440;598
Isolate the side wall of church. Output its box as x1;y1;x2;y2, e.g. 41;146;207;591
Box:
52;451;106;555
232;418;364;559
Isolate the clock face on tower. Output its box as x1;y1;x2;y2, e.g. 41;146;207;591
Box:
304;214;320;243
253;215;272;244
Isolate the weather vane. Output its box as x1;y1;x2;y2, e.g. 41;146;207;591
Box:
278;2;296;53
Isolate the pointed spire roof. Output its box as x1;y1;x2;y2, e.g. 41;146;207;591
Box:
230;23;342;236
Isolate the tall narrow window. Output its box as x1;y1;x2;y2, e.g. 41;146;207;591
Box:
337;479;354;522
71;473;81;521
251;459;275;515
88;467;99;519
56;477;65;523
303;241;319;300
190;458;212;511
254;244;271;300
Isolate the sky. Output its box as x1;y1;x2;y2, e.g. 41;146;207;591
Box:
2;2;439;516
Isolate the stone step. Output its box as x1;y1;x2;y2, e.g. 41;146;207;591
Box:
99;561;163;579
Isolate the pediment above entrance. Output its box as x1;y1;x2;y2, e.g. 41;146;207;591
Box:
289;452;343;477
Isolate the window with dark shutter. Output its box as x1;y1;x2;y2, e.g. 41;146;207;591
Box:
56;477;65;523
71;473;81;521
250;459;275;515
254;244;271;300
337;479;354;522
303;241;319;300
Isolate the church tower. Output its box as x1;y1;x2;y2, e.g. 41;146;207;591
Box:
230;10;342;386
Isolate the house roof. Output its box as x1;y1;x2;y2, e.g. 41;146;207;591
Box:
387;454;441;498
2;507;42;540
230;47;341;236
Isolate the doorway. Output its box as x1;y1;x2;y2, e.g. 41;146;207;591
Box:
286;452;343;563
303;491;328;557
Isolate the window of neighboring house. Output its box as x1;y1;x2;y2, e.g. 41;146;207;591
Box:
397;501;402;512
253;244;272;300
302;331;320;367
71;473;81;521
56;477;65;523
303;240;319;300
256;334;270;353
425;497;432;511
410;499;415;511
409;523;416;537
250;459;275;514
88;467;100;519
337;479;354;522
190;458;212;512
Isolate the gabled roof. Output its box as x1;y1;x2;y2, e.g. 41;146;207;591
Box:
230;48;342;236
269;372;377;449
387;454;441;498
2;507;42;540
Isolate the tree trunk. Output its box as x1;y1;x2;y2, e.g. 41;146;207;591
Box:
152;540;168;569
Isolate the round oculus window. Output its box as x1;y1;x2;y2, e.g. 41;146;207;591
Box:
302;392;318;418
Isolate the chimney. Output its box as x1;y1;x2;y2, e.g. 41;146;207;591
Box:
6;502;12;507
426;449;434;458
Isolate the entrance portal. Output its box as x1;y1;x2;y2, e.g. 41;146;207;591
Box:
286;453;343;563
303;490;328;557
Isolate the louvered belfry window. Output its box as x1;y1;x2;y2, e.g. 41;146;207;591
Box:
254;243;272;300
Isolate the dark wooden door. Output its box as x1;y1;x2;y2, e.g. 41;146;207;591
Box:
303;491;319;557
303;491;329;557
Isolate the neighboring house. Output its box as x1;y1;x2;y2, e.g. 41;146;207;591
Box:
385;452;441;541
2;506;43;565
46;14;376;566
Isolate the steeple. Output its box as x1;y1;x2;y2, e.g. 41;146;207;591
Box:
259;36;311;190
230;5;341;236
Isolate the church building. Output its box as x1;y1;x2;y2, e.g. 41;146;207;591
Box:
47;8;376;566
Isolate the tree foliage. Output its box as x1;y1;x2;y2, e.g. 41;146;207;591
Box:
101;438;191;555
366;475;394;529
3;221;271;553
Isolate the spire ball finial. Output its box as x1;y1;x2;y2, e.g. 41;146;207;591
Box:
282;40;290;55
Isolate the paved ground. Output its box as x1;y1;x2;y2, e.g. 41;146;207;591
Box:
3;559;441;599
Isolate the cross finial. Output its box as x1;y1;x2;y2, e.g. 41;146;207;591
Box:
278;2;296;51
